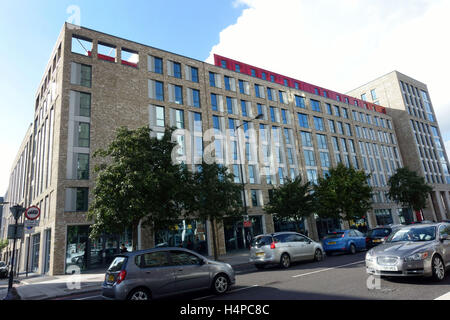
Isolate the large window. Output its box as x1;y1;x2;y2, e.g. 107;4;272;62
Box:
77;153;89;180
311;99;321;112
313;117;325;131
155;220;208;255
295;95;306;108
298;113;309;128
77;122;90;147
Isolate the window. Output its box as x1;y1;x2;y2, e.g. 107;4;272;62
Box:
328;120;336;133
173;85;183;104
270;107;276;122
148;55;163;74
262;72;267;80
155;106;165;126
227;97;236;114
188;88;200;107
251;190;259;206
316;134;328;149
65;187;89;212
326;104;332;115
284;128;292;145
77;122;90;147
301;131;313;147
255;84;264;98
295;95;306;108
270;75;275;82
76;153;89;180
284;79;289;86
342;108;348;119
209;72;217;87
337;122;344;135
149;80;164;101
249;165;256;184
224;76;232;91
281;109;288;124
233;164;241;183
287;148;294;164
211;93;218;111
174;109;184;129
267;88;274;101
71;63;92;88
307;169;318;184
370;89;377;101
121;48;139;67
251;69;256;77
345;123;352;136
189;66;198;82
235;64;240;73
313;117;325;131
213;116;221;134
334;106;340;117
71;35;93;56
279;91;287;104
97;42;116;62
361;93;367;101
320;152;330;168
278;168;285;185
304;150;316;166
298;113;309;128
241;100;248;117
311;99;321;112
221;60;227;68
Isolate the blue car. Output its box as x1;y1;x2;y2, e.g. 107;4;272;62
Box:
322;230;366;255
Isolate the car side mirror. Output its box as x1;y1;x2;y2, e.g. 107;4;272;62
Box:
200;259;207;265
440;234;449;242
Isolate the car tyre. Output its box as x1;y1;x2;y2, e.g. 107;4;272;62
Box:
212;274;229;295
349;244;356;255
280;253;291;269
314;249;324;262
127;287;151;301
431;255;446;282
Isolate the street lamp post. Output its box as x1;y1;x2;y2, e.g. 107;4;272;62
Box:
235;114;263;244
3;203;25;300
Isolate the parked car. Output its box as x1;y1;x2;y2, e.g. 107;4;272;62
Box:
366;225;404;249
0;261;8;279
322;229;366;255
249;232;324;269
365;223;450;281
102;247;235;300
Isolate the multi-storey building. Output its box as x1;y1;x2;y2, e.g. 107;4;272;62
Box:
347;71;450;223
1;23;403;275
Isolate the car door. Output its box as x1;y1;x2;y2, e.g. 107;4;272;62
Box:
296;234;316;260
347;230;357;249
169;250;211;293
353;230;366;250
288;234;311;260
138;251;178;297
439;225;450;267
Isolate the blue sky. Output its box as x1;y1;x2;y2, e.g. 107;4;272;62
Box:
1;0;450;195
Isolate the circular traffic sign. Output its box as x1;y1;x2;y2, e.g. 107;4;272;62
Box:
25;206;40;220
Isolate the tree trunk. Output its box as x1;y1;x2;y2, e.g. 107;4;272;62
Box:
132;222;139;251
211;219;219;261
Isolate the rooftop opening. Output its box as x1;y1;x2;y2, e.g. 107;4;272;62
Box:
97;42;116;62
121;48;139;68
71;35;93;56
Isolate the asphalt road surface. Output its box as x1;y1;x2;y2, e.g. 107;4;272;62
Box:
55;252;450;301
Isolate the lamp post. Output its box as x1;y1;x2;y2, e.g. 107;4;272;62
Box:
2;202;25;300
235;114;263;245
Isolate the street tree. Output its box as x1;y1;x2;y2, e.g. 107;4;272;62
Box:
264;176;315;234
190;161;243;260
87;126;191;250
313;163;373;224
387;167;433;213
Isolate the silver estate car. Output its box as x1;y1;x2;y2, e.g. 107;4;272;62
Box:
250;232;324;269
366;223;450;281
102;247;235;300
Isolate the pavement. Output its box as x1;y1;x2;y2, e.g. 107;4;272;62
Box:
0;249;252;300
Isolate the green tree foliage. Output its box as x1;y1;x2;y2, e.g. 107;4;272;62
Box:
264;176;314;233
190;161;243;260
87;126;191;250
387;167;433;211
313;163;373;223
0;239;8;252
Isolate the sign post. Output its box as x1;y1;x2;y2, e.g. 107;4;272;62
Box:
6;204;25;300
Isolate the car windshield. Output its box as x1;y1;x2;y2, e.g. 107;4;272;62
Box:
108;256;127;272
324;232;345;239
387;226;436;242
367;228;391;237
251;236;273;248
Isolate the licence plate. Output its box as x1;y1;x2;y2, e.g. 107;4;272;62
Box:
256;252;265;257
327;242;336;245
373;239;381;243
108;274;115;282
379;266;398;271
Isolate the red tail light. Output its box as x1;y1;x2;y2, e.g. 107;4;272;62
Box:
366;238;370;242
341;234;345;238
116;270;127;284
270;242;276;249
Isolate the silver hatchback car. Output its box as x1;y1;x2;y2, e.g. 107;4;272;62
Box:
366;223;450;281
249;232;324;269
102;247;235;300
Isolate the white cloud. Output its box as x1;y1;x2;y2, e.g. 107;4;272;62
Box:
207;0;450;156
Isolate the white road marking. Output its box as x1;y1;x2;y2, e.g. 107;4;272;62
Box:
434;291;450;300
292;260;365;278
193;285;259;300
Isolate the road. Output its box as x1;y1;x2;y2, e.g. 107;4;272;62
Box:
55;252;450;300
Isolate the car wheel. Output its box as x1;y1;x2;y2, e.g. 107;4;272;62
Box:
280;253;291;269
431;255;446;282
314;249;324;262
212;274;229;295
255;264;265;270
349;244;356;254
127;287;151;300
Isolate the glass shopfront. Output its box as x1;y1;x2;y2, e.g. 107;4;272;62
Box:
274;217;307;235
375;209;394;226
155;219;208;255
224;215;263;252
32;233;41;272
65;225;132;274
315;216;341;240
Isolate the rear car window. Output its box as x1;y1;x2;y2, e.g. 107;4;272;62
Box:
169;251;202;266
367;228;391;237
251;236;273;248
108;256;127;272
136;251;171;268
324;232;345;239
